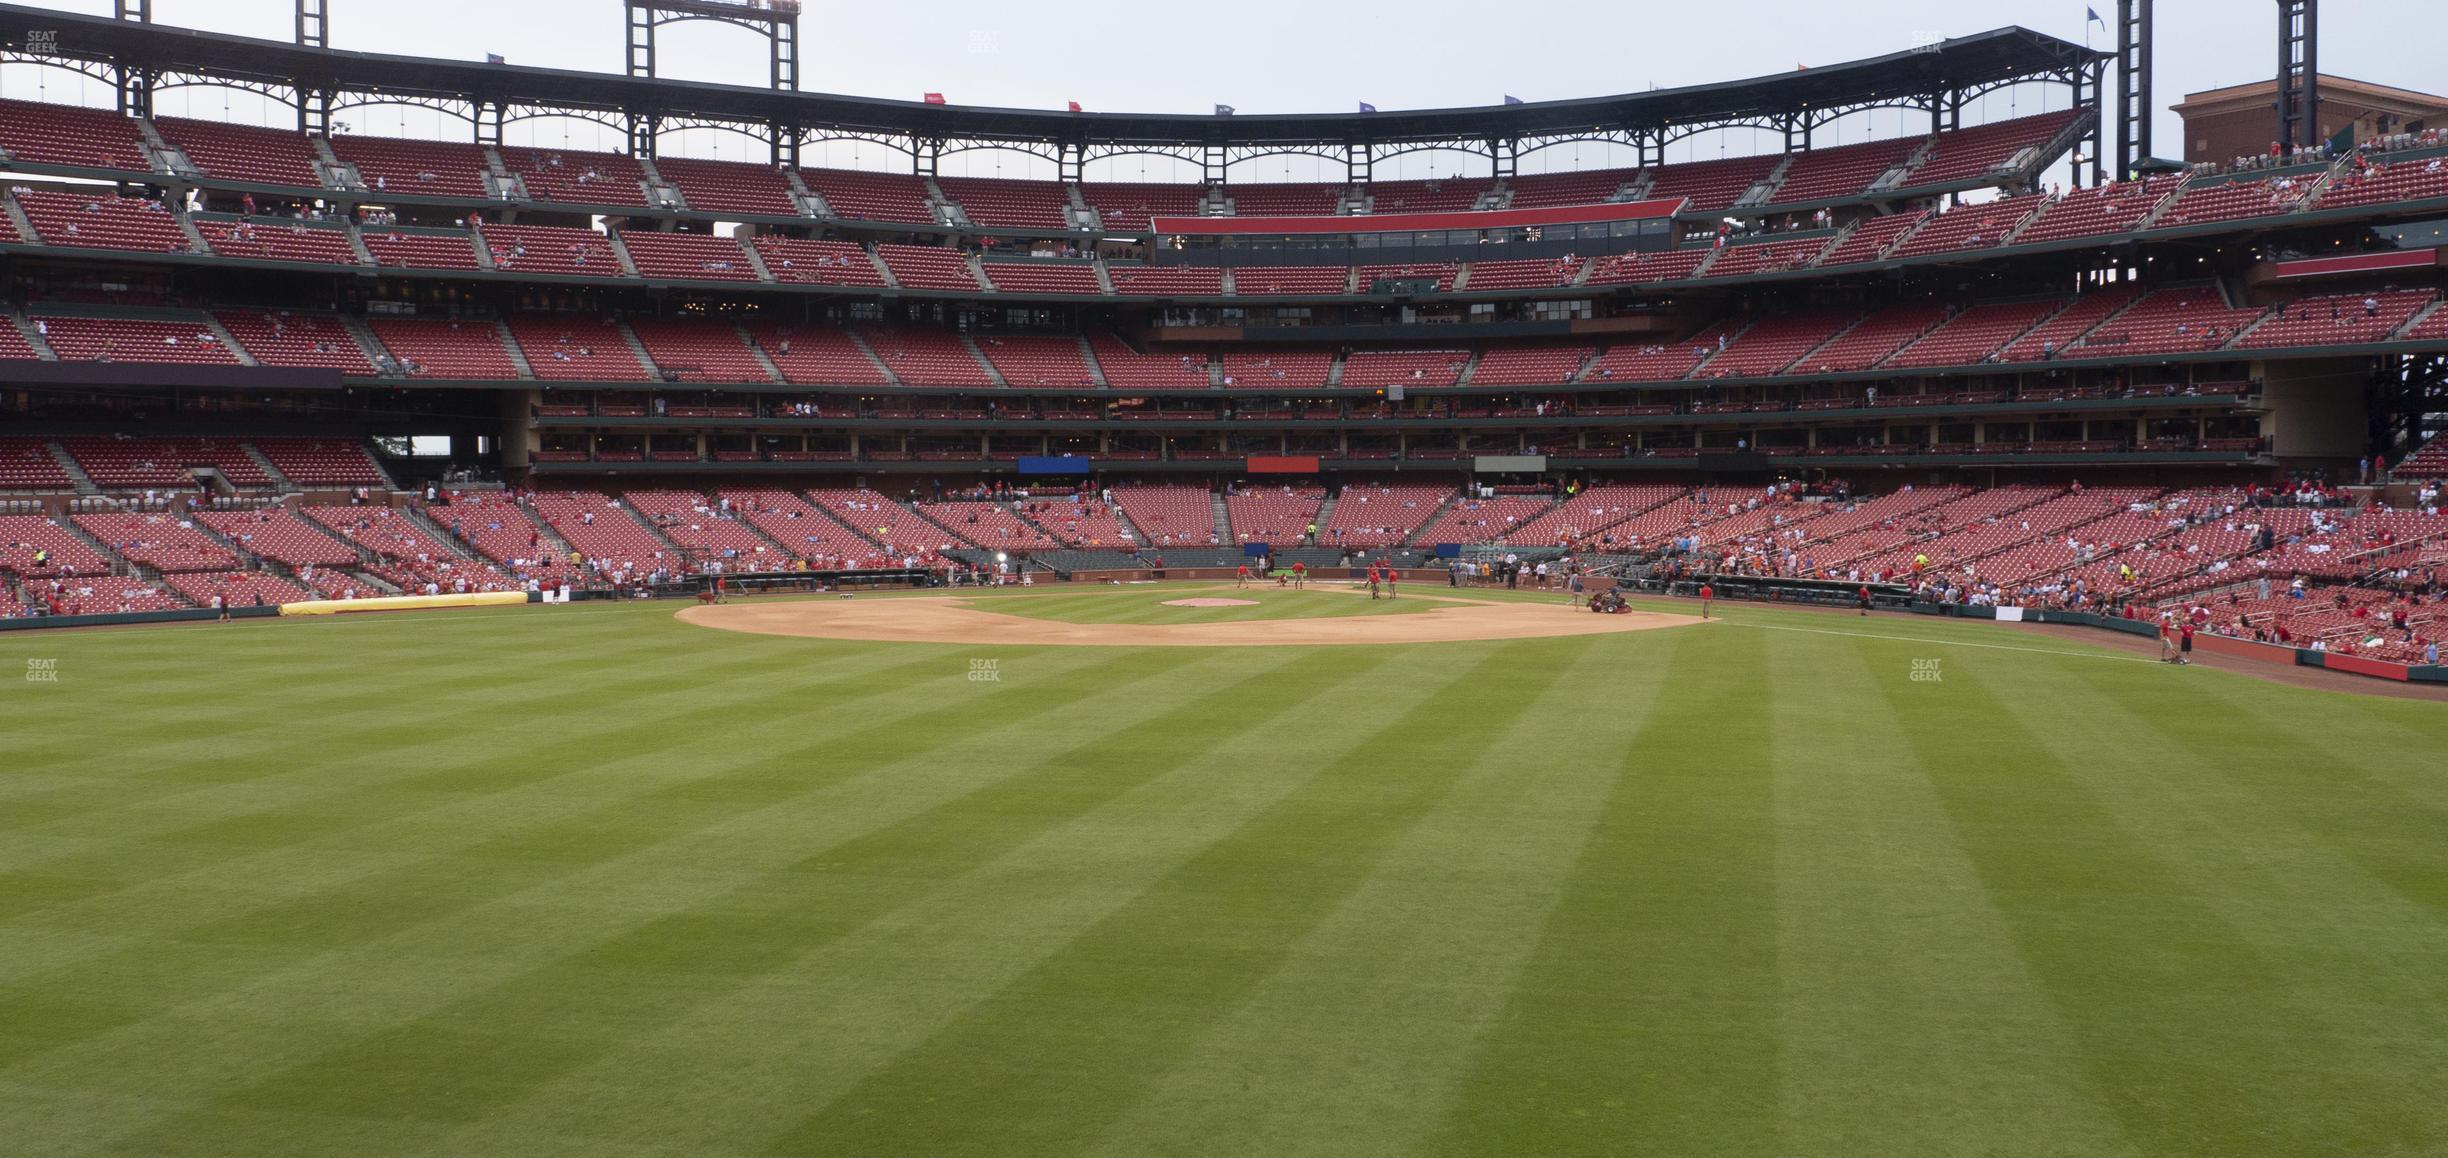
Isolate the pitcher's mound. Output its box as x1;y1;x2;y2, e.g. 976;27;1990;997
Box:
681;592;1704;647
1163;597;1258;607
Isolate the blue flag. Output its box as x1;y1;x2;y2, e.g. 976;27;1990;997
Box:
1359;101;1377;113
1214;103;1235;116
2087;6;2103;24
1503;94;1524;106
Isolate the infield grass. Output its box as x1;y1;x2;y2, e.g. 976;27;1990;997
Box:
2;588;2445;1157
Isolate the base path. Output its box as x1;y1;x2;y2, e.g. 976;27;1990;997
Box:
680;593;1701;647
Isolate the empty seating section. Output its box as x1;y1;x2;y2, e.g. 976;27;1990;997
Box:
2066;287;2261;356
331;135;491;199
480;223;621;276
912;502;1055;550
1585;247;1711;285
626;319;770;383
1702;236;1831;278
507;315;652;380
2158;174;2313;227
1816;212;1927;266
1505;168;1637;209
651;156;800;217
0;320;28;360
877;243;981;290
0;515;111;575
748;323;891;385
2404;302;2448;343
2319;156;2448;210
300;504;512;591
1414;497;1554;546
1357;263;1457;291
1226;183;1344;216
1367;179;1490;213
1884;299;2060;368
1083;182;1203;233
973;334;1096;388
2398;434;2448;478
1510;485;1685;545
16;191;191;253
1796;304;1947;373
254;438;386;485
1469;346;1590;385
1112;486;1217;544
362;228;482;270
807;488;970;555
617;230;756;280
1771;138;1915;203
1221;351;1330;389
1107;265;1223;295
367;317;520;378
1998;285;2141;361
63;437;268;488
753;237;887;285
213;310;373;372
724;489;887;563
528;493;678;575
1461;257;1583;290
0;439;71;490
165;569;316;607
936;176;1070;229
436;492;569;575
860;328;994;386
0;99;150;171
34;316;238;365
20;574;184;613
1888;194;2047;258
802;168;934;223
501;146;647;207
1090;336;1210;390
981;261;1102;295
623;490;786;564
1342;350;1467;389
1225;488;1325;542
1014;495;1134;547
1698;311;1858;378
196;508;359;568
1231;266;1349;295
2237;289;2435;349
76;511;239;571
1898;110;2079;188
1646;154;1778;213
152;116;319;188
1320;483;1446;548
1583;321;1744;382
199;219;360;265
2016;175;2184;244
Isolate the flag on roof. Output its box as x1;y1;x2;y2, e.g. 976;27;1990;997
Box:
1067;100;1082;113
1503;94;1524;106
923;92;946;105
1215;103;1235;116
485;53;505;65
2087;6;2105;25
1359;101;1377;113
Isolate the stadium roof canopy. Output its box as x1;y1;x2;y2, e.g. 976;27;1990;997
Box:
0;6;2105;153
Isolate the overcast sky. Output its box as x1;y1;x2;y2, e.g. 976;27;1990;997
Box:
4;0;2437;182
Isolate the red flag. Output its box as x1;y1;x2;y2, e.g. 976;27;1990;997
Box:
1067;100;1083;113
923;92;946;105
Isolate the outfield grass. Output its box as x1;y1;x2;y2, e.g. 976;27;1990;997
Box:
2;590;2445;1156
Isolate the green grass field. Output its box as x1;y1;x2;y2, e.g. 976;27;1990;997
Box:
4;588;2446;1157
982;583;1438;624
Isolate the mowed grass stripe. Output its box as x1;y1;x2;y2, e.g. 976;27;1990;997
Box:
1424;624;1782;1157
1082;634;1670;1157
93;650;1299;1154
416;645;1416;1155
1887;655;2381;1155
1765;633;2130;1156
761;640;1580;1155
0;639;923;918
2015;664;2448;1151
0;644;1013;1080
